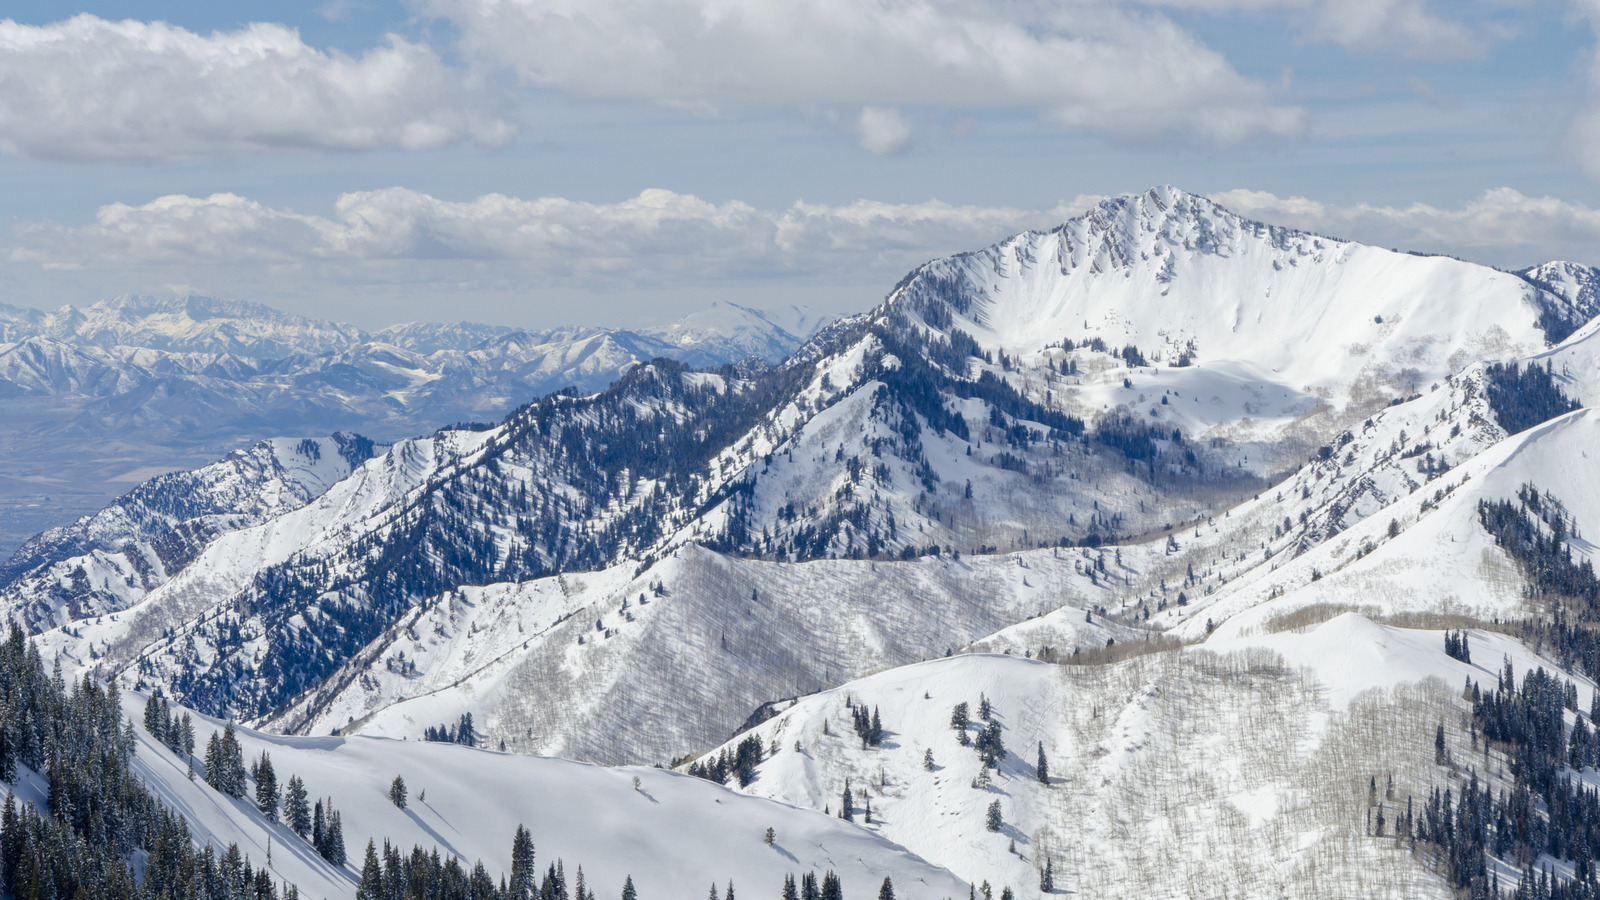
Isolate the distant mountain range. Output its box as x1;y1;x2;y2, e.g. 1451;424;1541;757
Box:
0;295;827;556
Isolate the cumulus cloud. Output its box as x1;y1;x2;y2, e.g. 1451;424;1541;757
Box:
423;0;1305;145
0;15;513;163
7;188;1099;282
1211;187;1600;266
12;185;1599;325
19;185;1598;283
1138;0;1491;60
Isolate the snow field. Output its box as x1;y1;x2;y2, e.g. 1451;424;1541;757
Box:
10;690;973;900
703;610;1600;899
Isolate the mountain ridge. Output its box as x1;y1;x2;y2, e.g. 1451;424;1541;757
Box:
11;186;1595;775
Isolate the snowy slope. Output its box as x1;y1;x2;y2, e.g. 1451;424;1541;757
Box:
41;426;500;684
1182;405;1600;642
695;614;1588;899
29;692;971;900
888;187;1568;462
0;433;380;631
253;544;1140;763
1519;261;1600;339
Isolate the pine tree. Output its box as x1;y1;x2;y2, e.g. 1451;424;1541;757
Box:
975;720;1006;768
1040;858;1053;893
878;877;895;900
143;689;166;740
1;794;19;898
284;775;311;836
325;809;346;865
389;775;408;809
358;840;384;900
951;702;970;743
763;827;775;845
840;779;853;821
205;731;225;791
621;875;637;900
254;752;279;817
986;799;1003;831
219;723;248;798
782;874;798;900
1035;742;1049;784
725;880;734;900
511;824;537;900
924;748;935;771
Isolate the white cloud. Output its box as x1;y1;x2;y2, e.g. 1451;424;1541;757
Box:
1210;187;1600;266
856;107;914;155
424;0;1305;146
7;188;1099;282
0;15;513;163
19;185;1597;285
11;185;1598;326
1306;0;1489;60
1137;0;1491;60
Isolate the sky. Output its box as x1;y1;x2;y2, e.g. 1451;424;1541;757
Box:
2;0;1599;330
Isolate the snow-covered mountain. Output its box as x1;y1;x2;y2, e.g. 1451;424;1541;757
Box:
0;433;380;632
0;294;368;357
0;297;827;557
10;185;1600;899
1518;260;1600;339
10;186;1591;767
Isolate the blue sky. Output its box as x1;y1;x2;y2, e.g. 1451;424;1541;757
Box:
3;0;1599;328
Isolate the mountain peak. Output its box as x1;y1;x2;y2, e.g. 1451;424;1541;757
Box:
883;185;1560;416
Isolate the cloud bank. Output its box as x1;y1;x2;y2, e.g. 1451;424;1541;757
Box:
8;185;1600;326
0;15;513;163
14;186;1600;286
426;0;1306;146
1138;0;1492;61
7;188;1097;282
1212;187;1600;266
